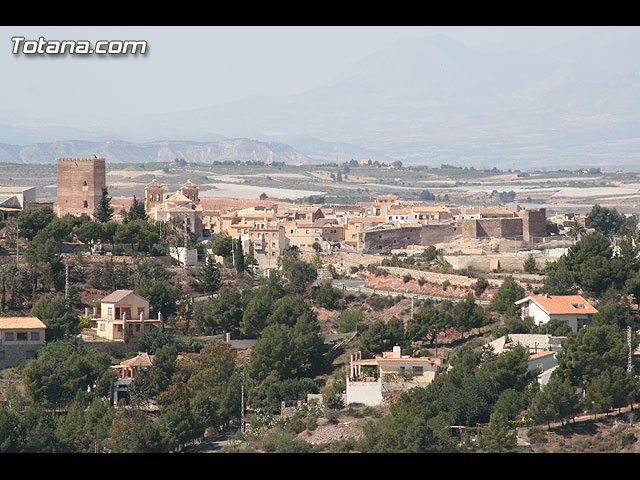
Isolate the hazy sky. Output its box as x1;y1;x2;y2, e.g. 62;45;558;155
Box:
0;26;617;122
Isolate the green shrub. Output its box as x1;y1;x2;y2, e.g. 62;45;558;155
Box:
527;426;547;445
262;429;312;453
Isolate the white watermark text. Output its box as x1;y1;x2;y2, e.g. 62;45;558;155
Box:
11;37;148;55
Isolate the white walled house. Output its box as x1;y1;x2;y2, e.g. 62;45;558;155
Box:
528;350;559;386
515;295;598;332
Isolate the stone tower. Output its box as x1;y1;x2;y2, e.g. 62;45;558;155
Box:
180;179;199;203
56;155;106;217
144;178;165;213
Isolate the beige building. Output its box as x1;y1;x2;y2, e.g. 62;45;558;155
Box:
344;216;387;245
216;206;289;270
145;179;208;237
0;317;46;368
93;290;161;341
243;224;290;270
346;346;446;406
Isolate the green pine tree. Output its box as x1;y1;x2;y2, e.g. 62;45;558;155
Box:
94;187;114;223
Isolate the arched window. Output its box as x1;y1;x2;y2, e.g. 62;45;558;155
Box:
83;200;88;208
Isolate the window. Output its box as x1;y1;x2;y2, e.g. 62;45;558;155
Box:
4;332;14;341
412;366;423;375
30;332;40;341
83;200;88;208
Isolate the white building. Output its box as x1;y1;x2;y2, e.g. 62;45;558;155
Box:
515;295;598;332
486;334;566;386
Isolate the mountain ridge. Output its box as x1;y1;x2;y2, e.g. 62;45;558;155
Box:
3;30;640;170
0;138;320;166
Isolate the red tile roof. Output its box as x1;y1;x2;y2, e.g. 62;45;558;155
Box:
516;295;598;315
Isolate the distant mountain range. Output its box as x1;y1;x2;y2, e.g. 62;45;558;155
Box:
3;29;640;170
0;139;321;165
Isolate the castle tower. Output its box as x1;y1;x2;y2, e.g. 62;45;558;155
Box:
56;155;106;217
180;179;199;203
144;178;165;213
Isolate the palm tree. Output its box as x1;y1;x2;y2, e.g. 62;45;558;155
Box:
568;220;586;239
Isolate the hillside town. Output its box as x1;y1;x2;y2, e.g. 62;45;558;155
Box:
1;154;639;454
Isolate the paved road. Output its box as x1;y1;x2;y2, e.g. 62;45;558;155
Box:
331;279;490;305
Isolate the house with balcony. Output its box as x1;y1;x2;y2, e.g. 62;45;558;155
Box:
93;290;162;341
0;316;46;368
346;346;446;406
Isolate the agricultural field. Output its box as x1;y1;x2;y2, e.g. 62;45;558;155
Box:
3;161;640;218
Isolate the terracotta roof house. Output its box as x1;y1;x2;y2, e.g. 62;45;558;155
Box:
112;352;154;405
92;290;162;341
0;316;46;368
113;351;154;380
515;294;598;332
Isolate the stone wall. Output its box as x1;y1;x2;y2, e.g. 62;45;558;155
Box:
0;344;41;369
444;255;552;273
360;226;423;253
462;217;524;240
346;378;383;406
360;224;457;254
421;224;458;244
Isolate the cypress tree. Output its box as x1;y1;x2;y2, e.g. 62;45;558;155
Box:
94;187;114;223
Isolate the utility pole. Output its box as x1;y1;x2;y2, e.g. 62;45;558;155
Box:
411;295;415;319
628;326;633;374
240;372;247;434
16;223;19;267
183;218;188;269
